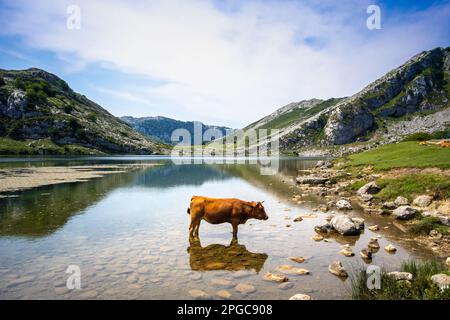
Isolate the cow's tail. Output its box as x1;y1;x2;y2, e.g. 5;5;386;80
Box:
187;207;190;215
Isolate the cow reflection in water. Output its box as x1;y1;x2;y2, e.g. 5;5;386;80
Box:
187;237;267;272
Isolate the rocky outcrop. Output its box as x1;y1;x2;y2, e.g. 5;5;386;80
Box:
0;68;170;155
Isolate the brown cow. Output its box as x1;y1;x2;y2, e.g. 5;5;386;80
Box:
187;196;268;239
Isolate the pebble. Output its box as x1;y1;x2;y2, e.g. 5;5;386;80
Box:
289;293;312;300
289;257;306;263
189;289;211;300
216;290;232;299
235;283;256;294
339;248;354;257
263;272;289;282
311;234;324;241
293;216;303;222
278;282;294;290
384;244;397;253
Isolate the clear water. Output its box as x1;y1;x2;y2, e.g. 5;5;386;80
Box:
0;157;434;299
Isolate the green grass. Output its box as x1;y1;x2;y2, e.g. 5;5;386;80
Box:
375;173;450;201
344;141;450;170
351;260;450;300
410;216;449;235
0;137;102;155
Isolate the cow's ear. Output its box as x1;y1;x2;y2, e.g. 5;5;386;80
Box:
251;201;257;207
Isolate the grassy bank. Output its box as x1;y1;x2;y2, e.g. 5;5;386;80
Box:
351;260;450;300
342;141;450;170
0;137;103;155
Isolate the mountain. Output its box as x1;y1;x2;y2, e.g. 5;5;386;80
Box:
121;116;233;145
0;68;170;155
241;47;450;155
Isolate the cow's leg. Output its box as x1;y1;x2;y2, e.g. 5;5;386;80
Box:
193;219;201;237
231;222;239;240
189;220;195;237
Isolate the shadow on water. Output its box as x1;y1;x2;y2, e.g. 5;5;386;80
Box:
187;236;268;272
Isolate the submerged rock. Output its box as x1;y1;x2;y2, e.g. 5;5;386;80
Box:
289;257;306;263
277;265;309;275
278;282;294;290
263;272;289;283
311;234;324;241
235;283;256;294
393;206;417;220
328;261;348;278
289;293;312;300
216;290;232;299
189;289;211;300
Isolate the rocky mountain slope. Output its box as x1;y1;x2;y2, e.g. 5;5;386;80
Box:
239;47;450;156
0;68;170;155
121;116;233;145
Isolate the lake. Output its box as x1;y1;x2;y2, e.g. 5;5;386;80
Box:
0;156;434;299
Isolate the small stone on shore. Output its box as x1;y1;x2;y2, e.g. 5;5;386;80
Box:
289;293;312;300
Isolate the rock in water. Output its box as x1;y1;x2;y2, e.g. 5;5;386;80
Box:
216;290;232;299
235;283;256;294
276;265;309;275
357;181;381;195
360;249;372;260
382;201;397;210
412;195;433;207
289;293;312;300
263;272;289;283
328;261;348;278
311;234;324;241
384;244;397;253
339;247;355;257
289;257;306;263
330;215;364;235
293;216;303;222
188;289;211;300
368;237;380;249
296;176;329;185
393;206;417;220
368;225;379;231
430;274;450;291
387;272;413;281
394;196;409;206
336;199;353;210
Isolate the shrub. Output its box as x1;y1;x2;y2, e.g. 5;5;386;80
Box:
86;112;97;122
410;216;448;235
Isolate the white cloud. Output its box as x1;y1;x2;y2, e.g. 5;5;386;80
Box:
1;0;449;127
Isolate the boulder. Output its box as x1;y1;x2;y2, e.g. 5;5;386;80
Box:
289;293;312;300
357;181;381;195
382;201;397;210
330;215;364;235
328;261;348;278
430;274;450;291
393;206;417;220
336;199;353;210
394;196;409;206
387;272;413;281
413;195;433;207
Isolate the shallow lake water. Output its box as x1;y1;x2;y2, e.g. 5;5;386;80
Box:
0;157;435;299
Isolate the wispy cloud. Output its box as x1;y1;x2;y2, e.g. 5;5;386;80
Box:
0;0;449;126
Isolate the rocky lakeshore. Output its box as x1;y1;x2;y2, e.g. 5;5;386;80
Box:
294;159;450;259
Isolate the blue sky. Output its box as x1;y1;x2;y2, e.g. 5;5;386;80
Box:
0;0;449;127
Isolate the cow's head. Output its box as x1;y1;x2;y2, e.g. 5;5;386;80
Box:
251;201;268;220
